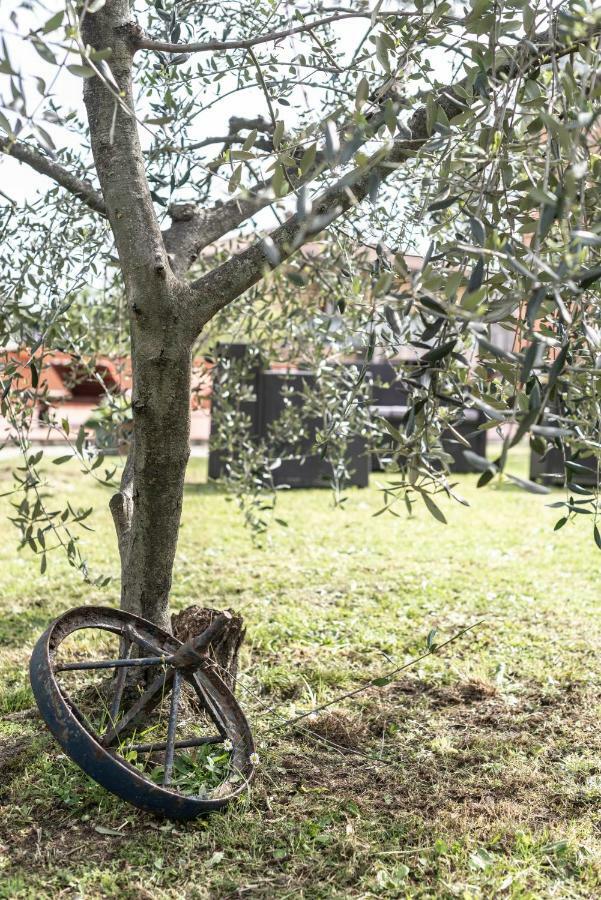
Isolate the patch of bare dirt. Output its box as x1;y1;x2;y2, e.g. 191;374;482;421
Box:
298;711;369;751
275;677;601;837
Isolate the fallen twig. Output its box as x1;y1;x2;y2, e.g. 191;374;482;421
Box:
278;619;485;729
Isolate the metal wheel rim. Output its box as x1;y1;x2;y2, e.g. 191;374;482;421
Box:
30;605;255;819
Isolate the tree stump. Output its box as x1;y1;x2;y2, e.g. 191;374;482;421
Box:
171;606;245;693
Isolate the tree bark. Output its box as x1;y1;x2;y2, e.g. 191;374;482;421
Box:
111;306;194;631
120;326;193;630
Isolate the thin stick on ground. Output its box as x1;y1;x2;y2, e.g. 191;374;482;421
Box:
213;619;485;766
278;619;485;729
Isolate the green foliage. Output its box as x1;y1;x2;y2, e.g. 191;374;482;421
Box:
146;747;233;797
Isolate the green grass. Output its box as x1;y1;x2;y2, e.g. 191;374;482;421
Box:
1;449;601;898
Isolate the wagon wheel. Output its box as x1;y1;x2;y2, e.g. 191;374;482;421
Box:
29;606;255;820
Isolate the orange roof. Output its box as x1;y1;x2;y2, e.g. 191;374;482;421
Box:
0;350;131;399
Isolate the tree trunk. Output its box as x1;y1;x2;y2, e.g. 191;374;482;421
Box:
110;293;195;632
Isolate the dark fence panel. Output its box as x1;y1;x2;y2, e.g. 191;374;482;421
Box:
366;363;487;473
530;447;598;486
209;348;488;483
259;371;369;488
208;343;262;480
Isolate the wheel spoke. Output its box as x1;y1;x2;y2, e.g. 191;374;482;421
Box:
123;626;168;658
109;638;132;723
127;735;222;754
63;689;103;742
187;672;228;740
56;655;172;672
163;670;182;786
102;668;174;747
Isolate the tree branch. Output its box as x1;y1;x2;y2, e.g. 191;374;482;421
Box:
134;11;429;55
82;3;173;294
247;47;277;130
188;19;601;330
149;134;273;155
228;116;274;135
164;193;272;276
162;74;406;273
188;110;449;330
0;136;107;216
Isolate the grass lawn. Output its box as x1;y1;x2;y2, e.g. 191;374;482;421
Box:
1;450;601;898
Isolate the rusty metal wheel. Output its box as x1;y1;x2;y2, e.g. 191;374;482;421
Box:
29;606;255;820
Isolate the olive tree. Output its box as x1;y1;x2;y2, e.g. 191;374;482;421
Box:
1;0;600;629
